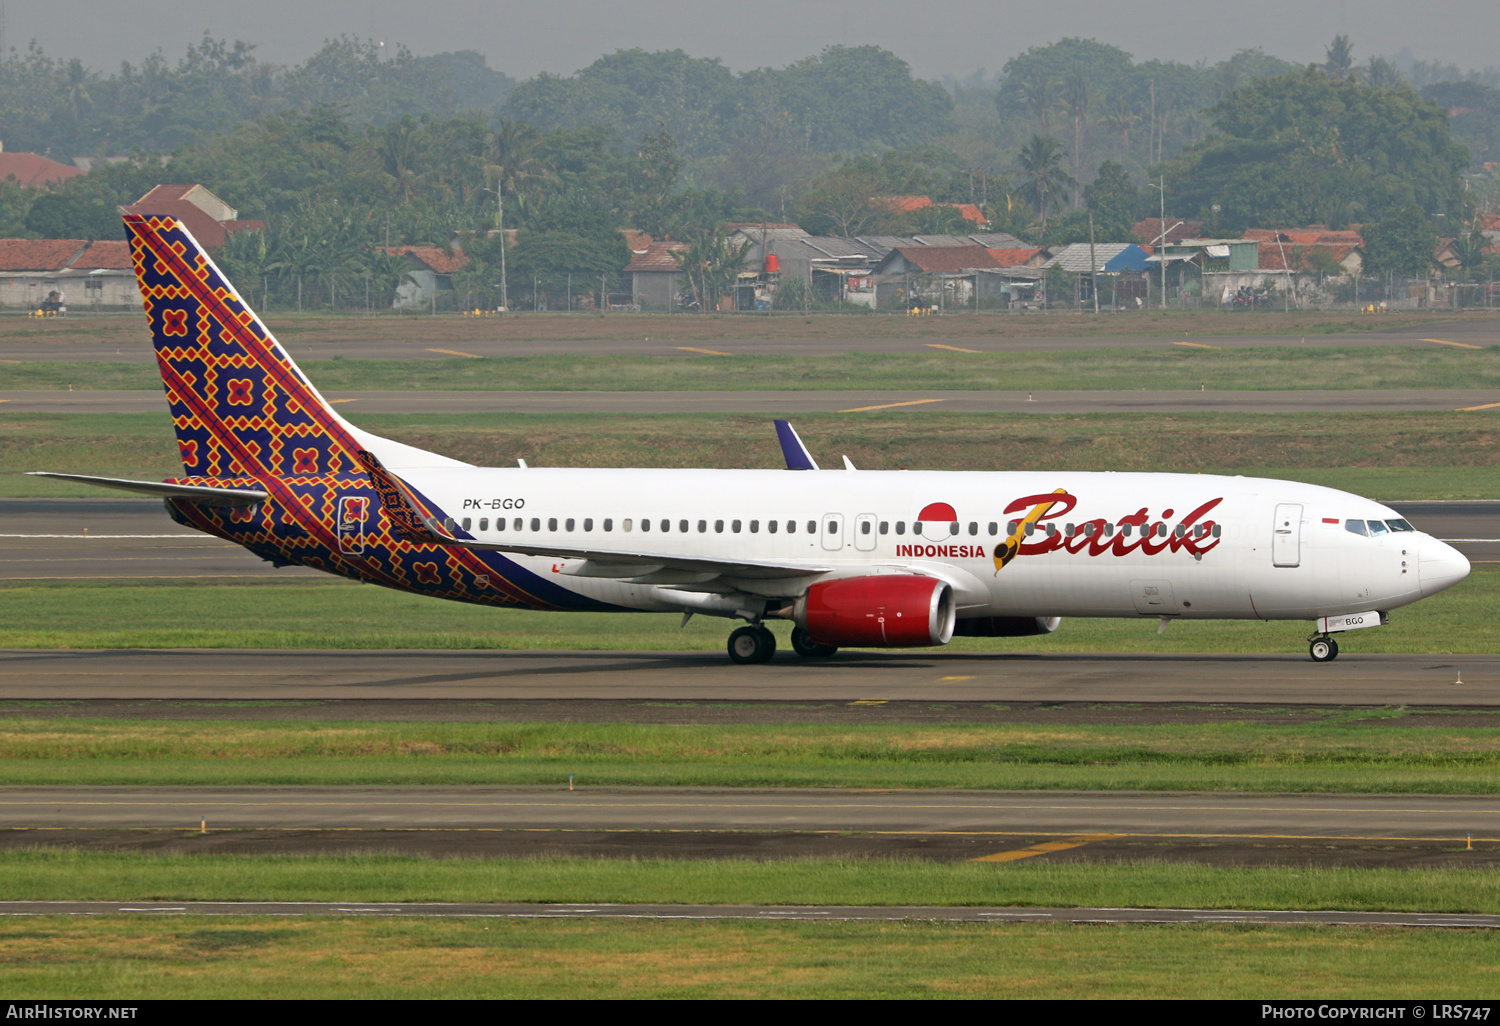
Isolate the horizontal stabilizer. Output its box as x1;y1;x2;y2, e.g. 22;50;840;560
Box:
25;473;268;506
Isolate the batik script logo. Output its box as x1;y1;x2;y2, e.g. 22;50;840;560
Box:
992;490;1224;573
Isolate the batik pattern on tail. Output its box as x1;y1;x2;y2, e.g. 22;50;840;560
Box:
126;214;607;611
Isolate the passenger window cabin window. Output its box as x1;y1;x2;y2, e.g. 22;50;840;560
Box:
1007;521;1018;535
698;520;707;533
512;518;521;531
1064;523;1074;537
988;522;998;536
729;520;738;533
968;522;978;536
583;518;593;532
661;519;670;532
530;518;540;531
479;518;489;531
1174;525;1186;538
949;523;959;536
787;521;796;534
768;520;778;534
640;519;649;532
680;520;690;533
895;522;906;535
1046;524;1057;537
1212;525;1222;538
860;520;871;535
566;518;575;532
749;520;759;533
879;521;888;534
621;519;631;532
913;522;923;536
1025;524;1036;536
462;517;472;532
827;521;837;534
807;521;816;534
1367;520;1389;537
548;518;559;531
603;518;612;532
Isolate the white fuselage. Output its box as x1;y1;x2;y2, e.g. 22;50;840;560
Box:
400;466;1470;622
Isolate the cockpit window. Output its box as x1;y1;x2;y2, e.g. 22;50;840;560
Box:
1386;519;1414;532
1367;520;1390;537
1345;519;1368;536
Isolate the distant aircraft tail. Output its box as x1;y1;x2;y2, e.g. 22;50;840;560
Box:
124;214;461;478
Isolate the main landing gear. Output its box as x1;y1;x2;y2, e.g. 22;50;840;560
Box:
1308;635;1340;662
727;625;777;664
726;624;841;663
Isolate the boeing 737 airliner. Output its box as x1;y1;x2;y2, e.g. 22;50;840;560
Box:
32;216;1471;663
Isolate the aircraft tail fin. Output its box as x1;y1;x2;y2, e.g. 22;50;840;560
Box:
124;214;465;479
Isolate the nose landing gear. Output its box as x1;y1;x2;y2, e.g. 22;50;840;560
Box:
727;624;777;664
1308;635;1340;662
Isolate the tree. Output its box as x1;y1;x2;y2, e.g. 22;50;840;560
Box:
1163;69;1470;231
1363;204;1437;277
1324;35;1355;80
1083;161;1138;241
1064;64;1091;204
670;228;751;310
1013;135;1076;229
22;193;121;240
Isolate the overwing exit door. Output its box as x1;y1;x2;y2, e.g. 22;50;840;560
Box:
1272;503;1302;567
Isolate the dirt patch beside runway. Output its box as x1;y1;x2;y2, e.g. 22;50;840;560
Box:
3;828;1493;869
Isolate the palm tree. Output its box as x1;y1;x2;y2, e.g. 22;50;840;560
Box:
1014;135;1077;231
1097;89;1140;157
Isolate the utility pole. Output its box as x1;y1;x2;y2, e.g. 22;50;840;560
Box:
485;184;508;311
1088;210;1100;314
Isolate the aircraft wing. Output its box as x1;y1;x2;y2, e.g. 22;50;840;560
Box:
25;473;269;506
441;537;834;581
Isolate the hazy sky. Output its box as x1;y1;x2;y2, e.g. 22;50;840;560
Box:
4;0;1498;80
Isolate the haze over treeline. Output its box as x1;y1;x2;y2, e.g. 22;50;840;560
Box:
1;33;1495;307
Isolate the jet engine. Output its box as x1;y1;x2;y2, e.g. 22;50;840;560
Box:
793;575;956;648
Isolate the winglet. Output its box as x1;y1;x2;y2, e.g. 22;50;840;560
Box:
356;449;449;544
774;420;819;471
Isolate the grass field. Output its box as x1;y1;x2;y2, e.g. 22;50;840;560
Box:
3;709;1500;790
0;559;1492;652
6;410;1500;498
4;308;1489;347
4;914;1496;999
3;851;1498;913
7;345;1500;392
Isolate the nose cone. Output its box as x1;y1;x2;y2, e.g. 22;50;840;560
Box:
1420;538;1471;597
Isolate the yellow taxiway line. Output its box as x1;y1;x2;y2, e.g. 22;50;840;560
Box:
1424;338;1484;349
676;346;733;356
973;834;1125;862
426;348;482;358
840;398;946;413
1458;401;1500;411
1173;341;1219;349
926;344;982;353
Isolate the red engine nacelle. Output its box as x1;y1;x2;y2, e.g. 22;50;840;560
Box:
795;575;956;648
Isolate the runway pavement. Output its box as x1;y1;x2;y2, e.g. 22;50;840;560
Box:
5;387;1500;415
0;317;1494;361
0;649;1488;703
1;786;1494;838
0;499;1491;580
2;901;1493;928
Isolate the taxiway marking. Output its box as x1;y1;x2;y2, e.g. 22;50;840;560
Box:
676;347;733;356
840;398;947;413
926;344;982;353
1424;338;1484;349
426;348;482;358
1173;341;1219;349
974;833;1125;862
1459;402;1500;411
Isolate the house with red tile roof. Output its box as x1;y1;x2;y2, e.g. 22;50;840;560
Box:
873;196;990;228
0;238;143;309
986;247;1046;267
1132;218;1203;247
378;245;472;310
120;185;264;250
625;241;689;310
0;150;82;189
